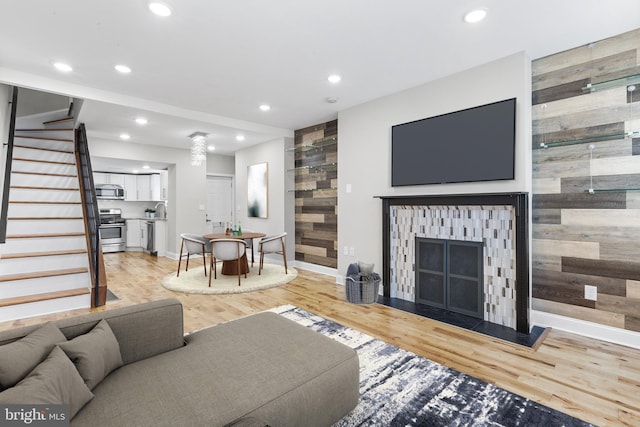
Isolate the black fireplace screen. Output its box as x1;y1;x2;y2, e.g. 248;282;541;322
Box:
415;237;484;319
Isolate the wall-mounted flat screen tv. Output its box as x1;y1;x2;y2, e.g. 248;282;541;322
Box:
391;98;516;186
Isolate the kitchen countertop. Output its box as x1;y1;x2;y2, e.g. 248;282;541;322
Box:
123;217;167;221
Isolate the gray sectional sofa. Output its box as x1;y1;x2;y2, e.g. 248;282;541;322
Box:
0;299;360;426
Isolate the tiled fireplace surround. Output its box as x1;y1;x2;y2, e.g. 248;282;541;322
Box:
380;193;530;333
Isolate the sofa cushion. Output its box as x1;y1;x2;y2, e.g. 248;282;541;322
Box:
71;312;359;427
0;346;94;418
59;319;123;390
0;322;66;389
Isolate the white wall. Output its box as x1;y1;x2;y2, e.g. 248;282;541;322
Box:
234;137;295;259
88;138;207;257
337;52;532;276
206;153;235;175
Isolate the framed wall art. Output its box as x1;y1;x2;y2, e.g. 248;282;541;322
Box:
247;162;268;218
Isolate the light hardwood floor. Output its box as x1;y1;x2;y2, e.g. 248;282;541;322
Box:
2;252;639;426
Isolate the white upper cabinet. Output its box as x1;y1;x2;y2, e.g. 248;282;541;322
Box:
94;172;164;201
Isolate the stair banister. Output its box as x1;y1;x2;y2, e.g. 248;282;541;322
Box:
75;123;107;307
0;86;18;244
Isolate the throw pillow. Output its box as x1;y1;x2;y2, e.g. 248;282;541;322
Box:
358;261;375;275
0;322;66;389
58;319;123;390
0;346;94;419
346;262;360;278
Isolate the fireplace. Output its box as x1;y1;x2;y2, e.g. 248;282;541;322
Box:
379;193;529;333
416;238;484;319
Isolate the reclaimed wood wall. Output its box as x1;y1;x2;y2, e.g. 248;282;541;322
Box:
293;120;338;268
532;28;640;332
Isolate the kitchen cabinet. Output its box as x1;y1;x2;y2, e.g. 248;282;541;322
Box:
137;175;152;201
160;170;168;201
151;174;161;201
109;173;126;187
126;219;142;249
93;172;108;186
94;172;126;186
95;172;164;201
124;175;138;201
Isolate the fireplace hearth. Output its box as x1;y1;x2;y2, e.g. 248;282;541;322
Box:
378;193;529;333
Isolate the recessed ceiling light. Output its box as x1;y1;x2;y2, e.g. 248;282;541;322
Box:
259;104;271;111
115;64;132;74
135;117;148;125
148;1;172;17
235;135;245;142
328;74;341;83
142;165;150;169
464;9;487;23
120;133;131;140
53;62;73;72
207;145;216;151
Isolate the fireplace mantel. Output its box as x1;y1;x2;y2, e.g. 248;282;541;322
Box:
377;192;530;333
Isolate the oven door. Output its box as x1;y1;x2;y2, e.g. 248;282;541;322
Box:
99;224;127;252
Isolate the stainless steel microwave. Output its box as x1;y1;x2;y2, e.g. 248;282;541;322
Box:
96;184;125;200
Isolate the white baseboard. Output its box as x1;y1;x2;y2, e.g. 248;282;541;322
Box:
165;251;179;260
531;309;640;350
292;260;338;279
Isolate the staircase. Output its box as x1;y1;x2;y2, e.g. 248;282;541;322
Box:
0;110;93;322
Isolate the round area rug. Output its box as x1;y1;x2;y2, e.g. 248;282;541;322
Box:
161;263;297;294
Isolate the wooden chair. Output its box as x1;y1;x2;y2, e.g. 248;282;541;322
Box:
209;239;247;287
177;234;211;277
258;232;287;275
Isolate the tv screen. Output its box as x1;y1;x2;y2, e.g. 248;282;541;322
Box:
391;98;516;186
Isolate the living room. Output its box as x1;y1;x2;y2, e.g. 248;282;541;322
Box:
1;2;640;426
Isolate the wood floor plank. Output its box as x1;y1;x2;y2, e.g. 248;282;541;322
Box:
0;252;638;426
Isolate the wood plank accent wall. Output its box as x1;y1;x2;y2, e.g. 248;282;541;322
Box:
293;120;337;268
532;28;640;332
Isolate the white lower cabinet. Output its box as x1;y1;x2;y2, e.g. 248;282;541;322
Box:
126;220;142;249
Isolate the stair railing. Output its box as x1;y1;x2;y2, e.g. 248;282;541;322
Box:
0;86;18;244
75;123;106;307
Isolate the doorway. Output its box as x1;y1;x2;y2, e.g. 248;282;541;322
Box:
206;175;233;233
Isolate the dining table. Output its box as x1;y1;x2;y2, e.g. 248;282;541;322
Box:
203;231;266;275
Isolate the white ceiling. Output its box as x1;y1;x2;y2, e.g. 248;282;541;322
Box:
1;0;639;157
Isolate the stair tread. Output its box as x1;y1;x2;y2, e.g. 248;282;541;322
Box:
13;157;75;165
1;249;88;259
0;267;89;283
0;288;89;308
9;201;81;205
10;185;79;191
14;135;73;142
8;216;83;220
43;116;74;125
6;232;85;238
16;128;74;132
14;144;74;154
12;171;77;178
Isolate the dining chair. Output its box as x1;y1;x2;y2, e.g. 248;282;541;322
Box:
209;239;247;287
177;233;211;277
242;230;255;267
258;232;287;275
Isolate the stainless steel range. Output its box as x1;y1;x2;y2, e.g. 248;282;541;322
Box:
99;208;127;253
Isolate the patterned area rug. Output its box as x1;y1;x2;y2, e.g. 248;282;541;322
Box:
273;306;593;427
161;263;296;294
